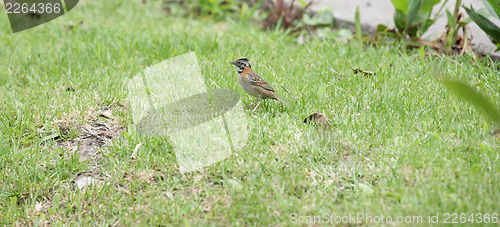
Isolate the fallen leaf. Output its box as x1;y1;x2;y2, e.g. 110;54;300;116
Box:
63;21;89;31
303;113;332;128
352;68;376;77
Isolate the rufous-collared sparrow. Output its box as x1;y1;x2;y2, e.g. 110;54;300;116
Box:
230;58;290;112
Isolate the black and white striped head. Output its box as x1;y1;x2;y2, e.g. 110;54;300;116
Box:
230;58;251;73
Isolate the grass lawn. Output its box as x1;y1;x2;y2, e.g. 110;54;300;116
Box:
1;1;499;225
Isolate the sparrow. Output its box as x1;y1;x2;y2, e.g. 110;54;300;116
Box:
230;58;290;112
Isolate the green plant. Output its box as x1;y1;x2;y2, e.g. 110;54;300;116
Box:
262;0;314;30
238;0;265;23
464;0;500;51
301;8;334;28
355;6;362;41
294;7;334;44
391;0;444;39
441;0;472;54
163;0;260;21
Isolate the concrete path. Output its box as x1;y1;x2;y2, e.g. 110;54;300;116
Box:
306;0;500;57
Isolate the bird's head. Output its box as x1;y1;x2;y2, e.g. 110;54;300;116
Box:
230;58;251;73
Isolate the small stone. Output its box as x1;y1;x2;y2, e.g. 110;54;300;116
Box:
74;175;98;190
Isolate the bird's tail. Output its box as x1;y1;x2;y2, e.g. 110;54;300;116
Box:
275;96;290;108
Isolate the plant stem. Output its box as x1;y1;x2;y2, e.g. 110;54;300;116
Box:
453;0;462;21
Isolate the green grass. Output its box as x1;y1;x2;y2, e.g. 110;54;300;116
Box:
1;1;500;225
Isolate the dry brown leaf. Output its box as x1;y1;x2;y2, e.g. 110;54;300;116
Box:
63;21;89;31
352;68;376;77
303;113;332;128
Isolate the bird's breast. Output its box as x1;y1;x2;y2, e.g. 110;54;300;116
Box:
238;73;260;98
238;72;246;81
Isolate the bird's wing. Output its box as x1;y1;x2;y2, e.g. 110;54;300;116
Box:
248;72;275;92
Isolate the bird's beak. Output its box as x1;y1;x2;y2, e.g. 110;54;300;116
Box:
230;61;237;65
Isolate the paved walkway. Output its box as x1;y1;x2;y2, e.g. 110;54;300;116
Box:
306;0;499;57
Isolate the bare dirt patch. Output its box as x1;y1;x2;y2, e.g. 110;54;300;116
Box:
54;105;123;189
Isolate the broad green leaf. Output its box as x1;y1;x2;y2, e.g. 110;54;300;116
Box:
465;7;492;20
485;0;500;19
420;0;441;15
464;6;500;48
376;24;390;33
482;0;497;19
302;14;316;26
443;78;500;128
315;11;334;26
302;12;333;26
407;0;423;26
394;9;407;32
391;0;409;13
